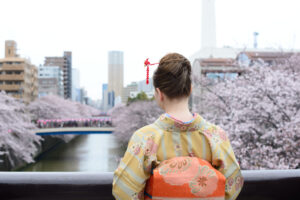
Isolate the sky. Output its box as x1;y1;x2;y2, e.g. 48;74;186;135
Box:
1;0;300;100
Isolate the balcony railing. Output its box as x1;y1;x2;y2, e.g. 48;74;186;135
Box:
1;64;25;70
0;84;21;91
0;74;24;80
0;170;299;200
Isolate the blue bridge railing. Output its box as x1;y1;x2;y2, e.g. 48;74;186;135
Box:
35;127;114;136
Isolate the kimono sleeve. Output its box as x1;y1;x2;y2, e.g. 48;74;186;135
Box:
112;131;157;200
207;126;244;200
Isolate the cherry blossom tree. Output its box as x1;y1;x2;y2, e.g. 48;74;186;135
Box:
28;95;100;142
110;100;163;149
192;55;300;169
0;92;42;169
0;93;101;169
28;95;99;120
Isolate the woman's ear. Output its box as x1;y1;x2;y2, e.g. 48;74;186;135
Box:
156;88;164;102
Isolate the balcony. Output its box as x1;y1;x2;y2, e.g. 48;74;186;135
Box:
0;170;299;200
1;64;24;71
0;74;24;80
0;84;21;91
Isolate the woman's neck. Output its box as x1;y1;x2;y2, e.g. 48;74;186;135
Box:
164;99;193;122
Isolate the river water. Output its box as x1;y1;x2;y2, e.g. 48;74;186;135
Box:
22;134;122;172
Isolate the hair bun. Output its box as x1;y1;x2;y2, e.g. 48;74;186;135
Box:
153;53;192;99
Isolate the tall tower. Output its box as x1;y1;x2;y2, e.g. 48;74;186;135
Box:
108;51;124;100
201;0;216;49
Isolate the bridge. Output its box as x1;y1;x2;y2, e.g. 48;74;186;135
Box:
35;127;114;136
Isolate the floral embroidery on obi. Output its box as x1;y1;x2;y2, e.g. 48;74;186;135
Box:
189;165;218;196
145;157;226;199
158;157;194;185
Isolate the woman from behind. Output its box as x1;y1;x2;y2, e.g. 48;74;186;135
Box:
112;53;243;200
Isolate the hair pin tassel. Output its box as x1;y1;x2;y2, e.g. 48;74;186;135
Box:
144;58;159;84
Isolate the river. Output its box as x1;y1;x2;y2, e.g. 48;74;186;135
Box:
22;134;121;172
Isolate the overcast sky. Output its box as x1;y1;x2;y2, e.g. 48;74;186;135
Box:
1;0;300;100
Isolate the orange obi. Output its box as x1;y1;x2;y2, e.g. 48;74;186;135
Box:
145;157;226;200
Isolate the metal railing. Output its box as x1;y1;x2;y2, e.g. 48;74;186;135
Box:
0;170;299;200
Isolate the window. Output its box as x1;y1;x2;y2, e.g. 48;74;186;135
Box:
238;53;250;67
206;73;225;79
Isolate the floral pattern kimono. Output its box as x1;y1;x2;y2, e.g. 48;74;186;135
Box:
112;113;243;200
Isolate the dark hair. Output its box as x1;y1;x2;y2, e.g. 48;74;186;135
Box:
153;53;192;99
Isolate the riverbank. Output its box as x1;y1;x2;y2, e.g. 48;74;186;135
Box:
21;134;120;172
0;134;78;171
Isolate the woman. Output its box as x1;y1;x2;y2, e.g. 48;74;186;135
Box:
112;53;243;200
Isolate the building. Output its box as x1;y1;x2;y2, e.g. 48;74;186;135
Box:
72;68;80;102
137;78;154;93
108;51;123;103
80;87;87;104
236;51;297;67
74;88;82;102
0;40;38;103
108;91;115;108
38;65;64;97
195;51;299;80
114;96;122;106
189;0;300;110
44;51;72;99
201;0;216;49
122;82;138;104
101;83;109;112
194;58;243;79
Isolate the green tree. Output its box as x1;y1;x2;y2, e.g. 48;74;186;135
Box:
127;91;154;105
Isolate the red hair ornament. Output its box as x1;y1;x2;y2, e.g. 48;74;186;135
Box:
144;58;159;84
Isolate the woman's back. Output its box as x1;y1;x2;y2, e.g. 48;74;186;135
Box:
113;113;243;200
155;113;212;163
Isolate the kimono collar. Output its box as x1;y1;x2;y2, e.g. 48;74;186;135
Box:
154;112;203;132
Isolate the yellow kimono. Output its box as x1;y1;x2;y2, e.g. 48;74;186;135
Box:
113;113;243;200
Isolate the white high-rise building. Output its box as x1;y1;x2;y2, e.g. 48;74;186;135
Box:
201;0;216;49
190;0;238;74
